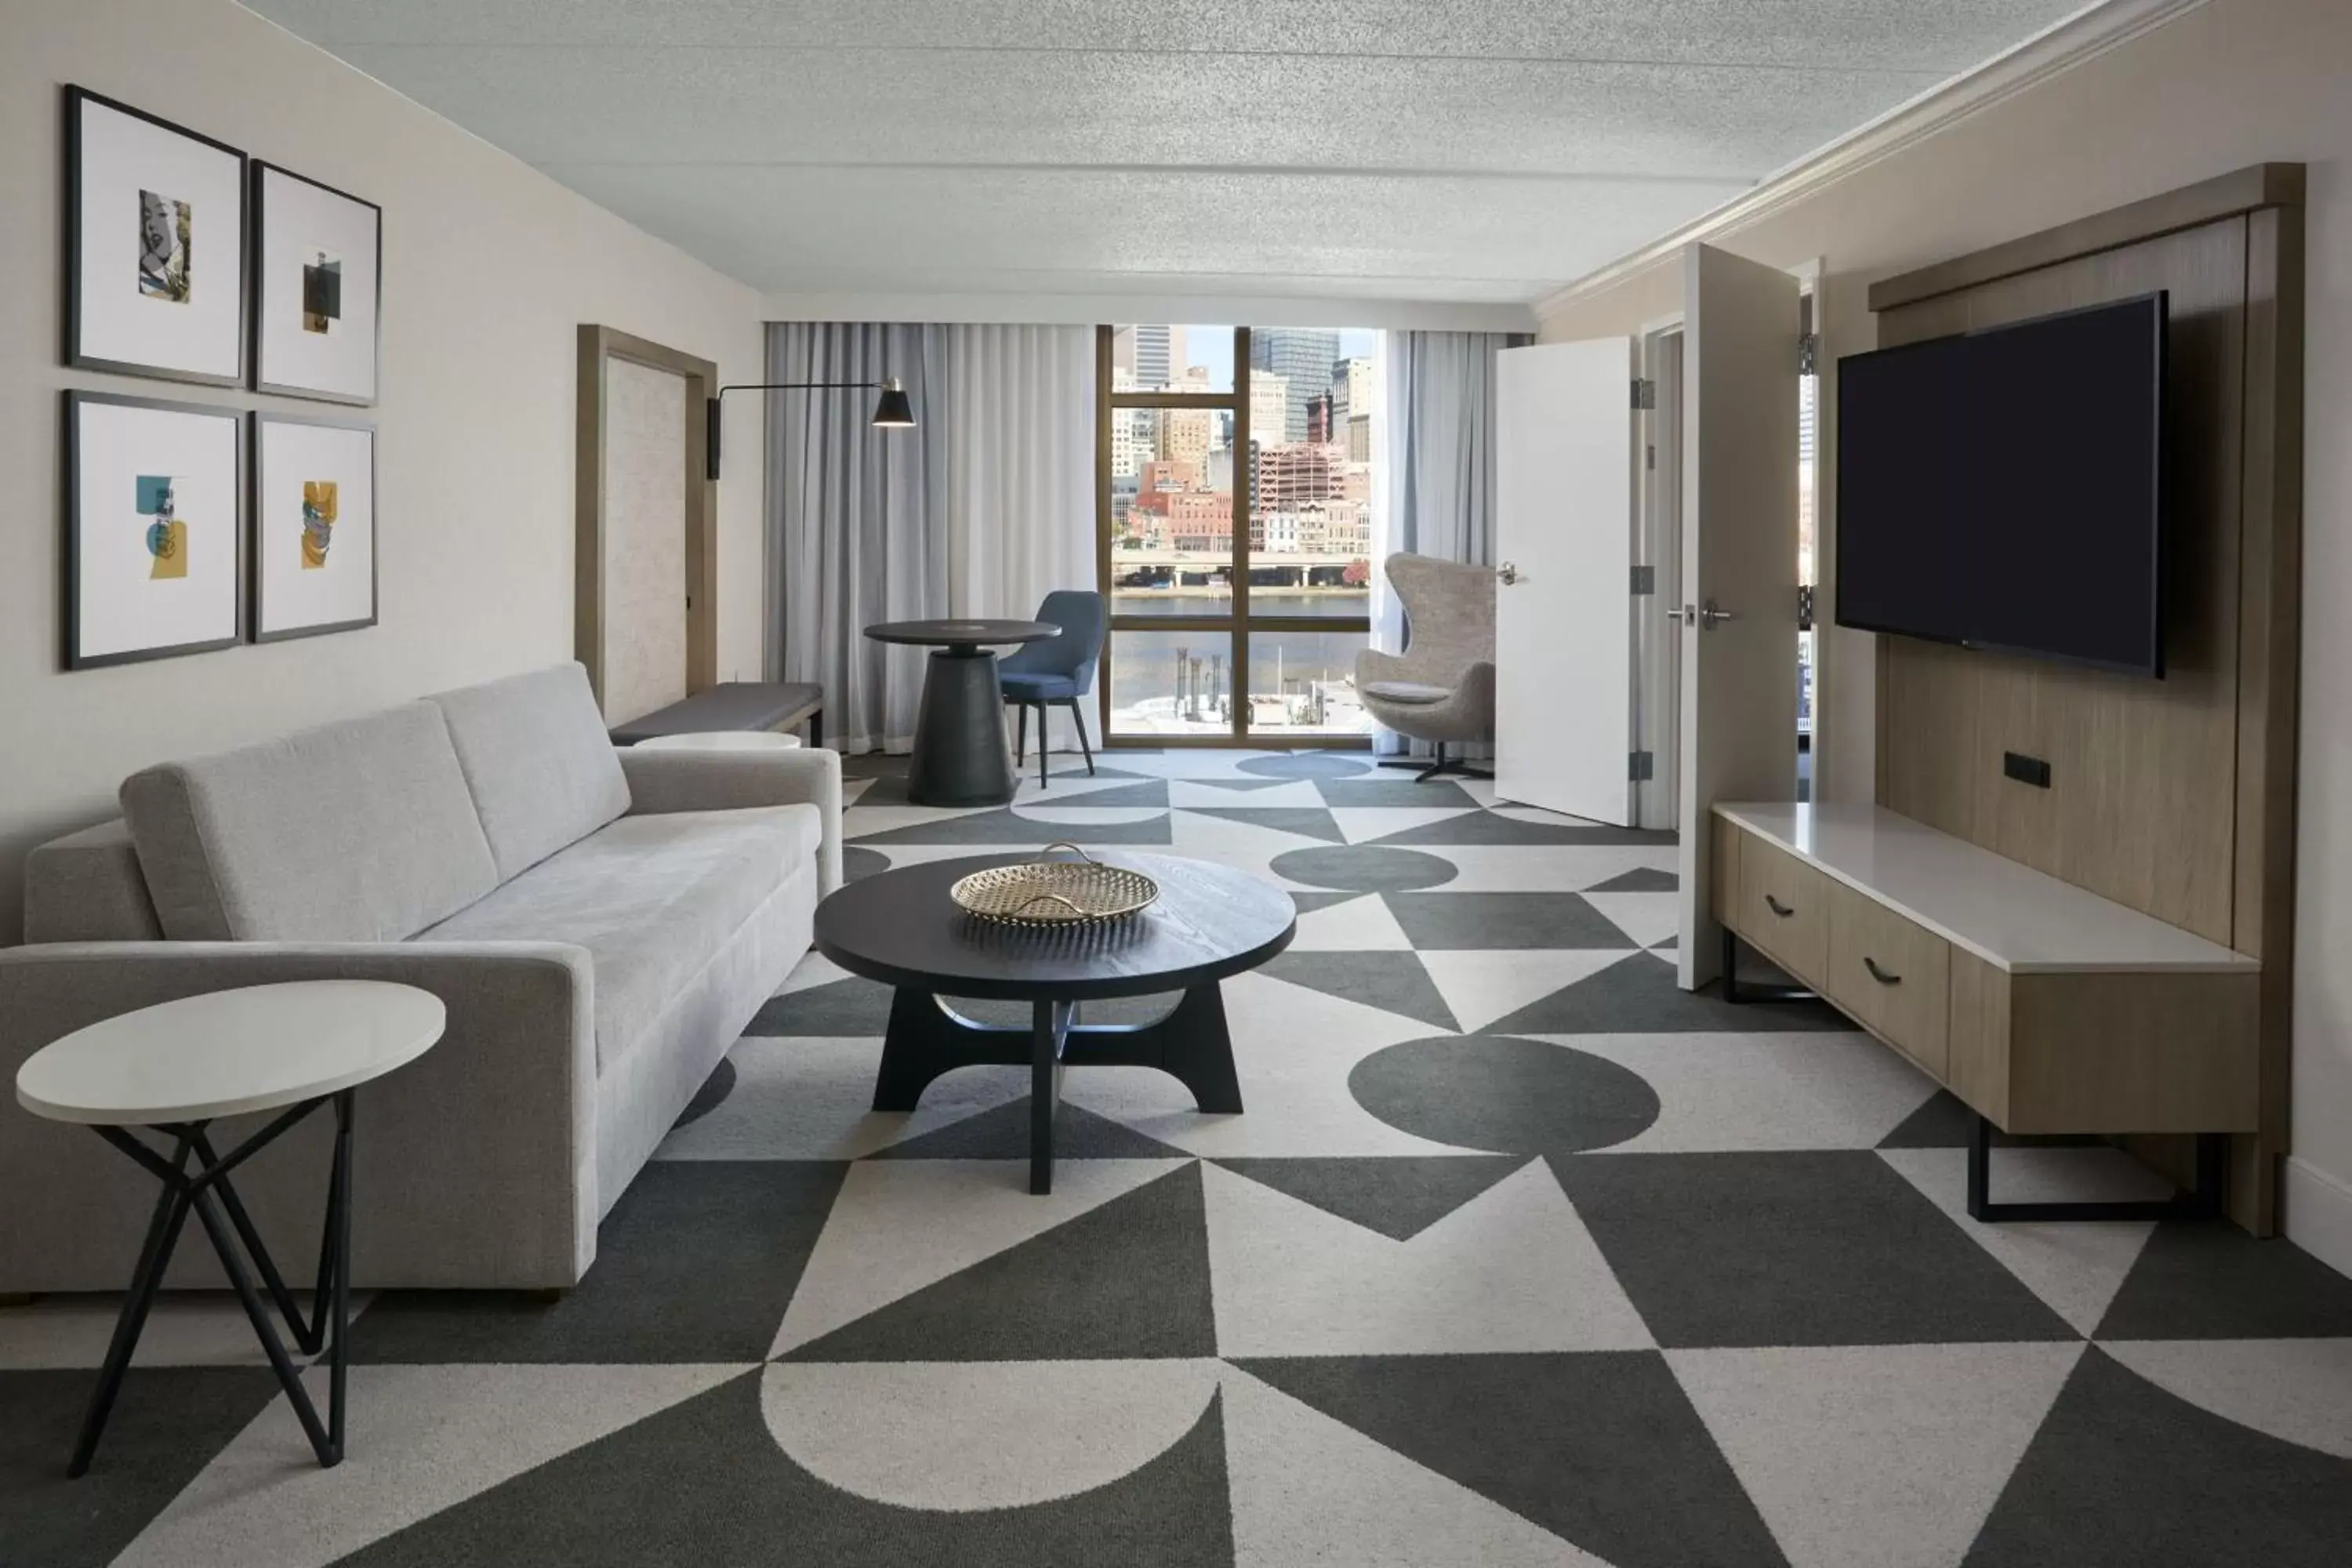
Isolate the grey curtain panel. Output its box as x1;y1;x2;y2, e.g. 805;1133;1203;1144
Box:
1377;329;1528;757
764;322;1095;754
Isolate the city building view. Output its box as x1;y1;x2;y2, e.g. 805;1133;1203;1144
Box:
1105;325;1379;739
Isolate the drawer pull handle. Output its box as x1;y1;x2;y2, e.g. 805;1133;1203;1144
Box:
1763;895;1795;918
1864;956;1902;985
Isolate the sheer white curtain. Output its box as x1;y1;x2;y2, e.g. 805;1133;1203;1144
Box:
766;321;1096;754
941;325;1097;753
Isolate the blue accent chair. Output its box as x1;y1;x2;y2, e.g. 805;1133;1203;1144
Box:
997;590;1107;789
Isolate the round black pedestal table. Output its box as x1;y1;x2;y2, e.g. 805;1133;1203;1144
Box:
815;853;1296;1192
864;619;1061;807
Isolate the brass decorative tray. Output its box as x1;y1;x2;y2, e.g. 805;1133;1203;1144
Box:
949;844;1160;927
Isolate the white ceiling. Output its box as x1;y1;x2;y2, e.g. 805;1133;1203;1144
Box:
243;0;2091;306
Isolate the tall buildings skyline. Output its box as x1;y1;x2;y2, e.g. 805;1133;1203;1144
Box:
1250;328;1343;442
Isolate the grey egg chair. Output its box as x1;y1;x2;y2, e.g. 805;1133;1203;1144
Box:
1356;552;1496;782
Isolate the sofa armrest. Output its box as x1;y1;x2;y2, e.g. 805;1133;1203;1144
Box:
0;940;597;1292
1356;647;1417;686
616;746;844;895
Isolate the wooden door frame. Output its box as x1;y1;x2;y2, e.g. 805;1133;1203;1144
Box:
575;324;720;710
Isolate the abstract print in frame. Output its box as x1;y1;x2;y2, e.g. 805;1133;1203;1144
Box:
252;162;381;404
64;86;248;387
64;392;244;670
252;413;377;642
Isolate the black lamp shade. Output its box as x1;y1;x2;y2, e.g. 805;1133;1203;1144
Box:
870;380;916;428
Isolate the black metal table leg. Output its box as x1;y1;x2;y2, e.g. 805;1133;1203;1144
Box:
1031;1000;1073;1195
1966;1113;2228;1222
69;1094;353;1476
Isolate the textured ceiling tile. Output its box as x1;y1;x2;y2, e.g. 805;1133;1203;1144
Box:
331;44;1941;177
255;0;2086;72
242;0;2092;300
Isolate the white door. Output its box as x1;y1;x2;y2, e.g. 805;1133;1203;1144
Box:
1494;336;1641;825
1676;243;1801;989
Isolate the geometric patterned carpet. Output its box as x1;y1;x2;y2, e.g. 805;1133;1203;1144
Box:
8;747;2352;1566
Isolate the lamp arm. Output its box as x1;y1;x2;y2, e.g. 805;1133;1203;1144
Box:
706;380;901;480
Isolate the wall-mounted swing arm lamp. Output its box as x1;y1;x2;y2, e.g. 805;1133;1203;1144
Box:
706;377;915;480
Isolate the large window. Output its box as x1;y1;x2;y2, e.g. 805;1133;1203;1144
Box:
1098;325;1379;744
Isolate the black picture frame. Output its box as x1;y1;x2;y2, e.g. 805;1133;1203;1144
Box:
64;390;247;670
250;161;383;405
63;85;249;388
249;411;380;643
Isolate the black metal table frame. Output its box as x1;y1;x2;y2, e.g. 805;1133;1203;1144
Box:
1720;925;2230;1225
69;1090;353;1477
871;987;1243;1195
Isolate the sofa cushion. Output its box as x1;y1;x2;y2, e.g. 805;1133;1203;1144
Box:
415;804;819;1071
429;663;633;882
121;702;499;942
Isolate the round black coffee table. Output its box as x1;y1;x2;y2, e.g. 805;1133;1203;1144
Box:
864;619;1061;807
815;853;1296;1192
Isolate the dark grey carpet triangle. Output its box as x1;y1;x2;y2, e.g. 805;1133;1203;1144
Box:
1179;807;1346;843
1963;1348;2352;1567
783;1164;1214;1363
1258;950;1459;1031
669;1057;736;1130
1233;1353;1787;1568
1371;813;1678;848
1025;779;1171;809
747;975;894;1036
871;1098;1191;1162
1212;1156;1526;1240
850;809;1173;846
1487;953;1851;1034
336;1370;1236;1568
1585;866;1679;893
2095;1221;2352;1341
0;1367;283;1568
1290;890;1368;916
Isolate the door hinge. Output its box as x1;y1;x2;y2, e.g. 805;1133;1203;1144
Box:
1645;442;1656;470
1798;332;1822;377
1798;583;1815;630
1628;750;1655;782
1632;378;1656;410
1630;564;1656;596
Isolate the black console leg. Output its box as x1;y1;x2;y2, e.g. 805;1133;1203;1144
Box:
1030;1000;1073;1195
1968;1114;2229;1223
1719;927;1818;1004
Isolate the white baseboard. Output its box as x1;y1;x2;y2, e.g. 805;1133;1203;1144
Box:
2283;1156;2352;1282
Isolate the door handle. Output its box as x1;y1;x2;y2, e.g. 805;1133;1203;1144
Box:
1497;562;1523;586
1864;956;1902;985
1763;895;1794;918
1672;599;1740;629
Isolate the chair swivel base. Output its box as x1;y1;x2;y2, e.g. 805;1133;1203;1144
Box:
1377;742;1491;783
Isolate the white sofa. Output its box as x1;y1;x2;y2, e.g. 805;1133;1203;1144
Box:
0;663;839;1291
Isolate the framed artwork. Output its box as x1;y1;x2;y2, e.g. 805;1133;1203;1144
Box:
252;162;381;404
64;391;245;670
64;86;248;387
252;413;377;641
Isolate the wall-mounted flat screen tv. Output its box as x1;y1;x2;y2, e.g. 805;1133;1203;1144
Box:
1835;292;2167;677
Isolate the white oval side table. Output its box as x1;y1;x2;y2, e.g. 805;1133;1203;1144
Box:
15;980;445;1476
632;730;801;751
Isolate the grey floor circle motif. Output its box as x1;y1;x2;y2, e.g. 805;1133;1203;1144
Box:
1238;753;1374;779
843;845;891;882
670;1057;738;1130
1271;844;1458;892
1349;1034;1662;1152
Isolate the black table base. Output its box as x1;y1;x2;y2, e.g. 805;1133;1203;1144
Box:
873;987;1244;1193
908;648;1017;808
70;1091;353;1477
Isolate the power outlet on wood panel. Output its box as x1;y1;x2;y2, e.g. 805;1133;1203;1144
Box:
2003;751;2053;789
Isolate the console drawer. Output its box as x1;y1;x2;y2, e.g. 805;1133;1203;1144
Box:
1736;834;1829;985
1827;881;1951;1076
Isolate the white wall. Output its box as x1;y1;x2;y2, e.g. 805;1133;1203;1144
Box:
0;0;768;942
1535;0;2352;1273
